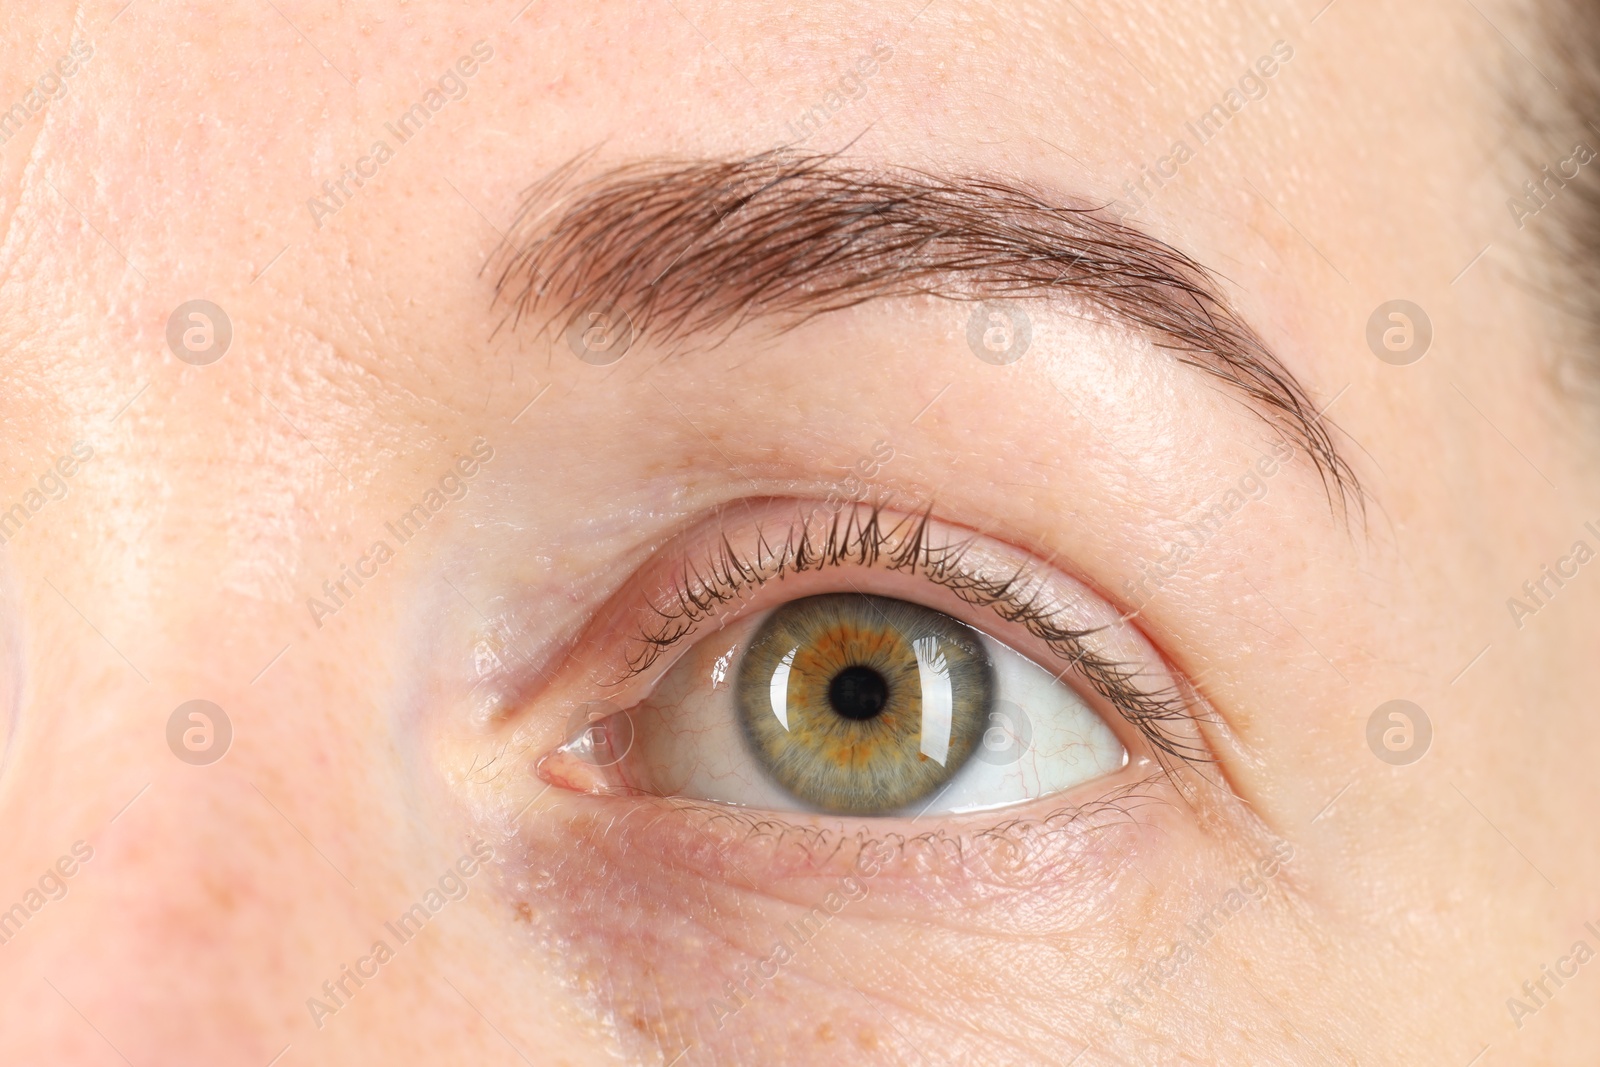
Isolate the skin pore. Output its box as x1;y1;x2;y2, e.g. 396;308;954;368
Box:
0;1;1597;1064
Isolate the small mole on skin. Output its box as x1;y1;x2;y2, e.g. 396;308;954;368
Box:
856;1027;879;1051
514;901;533;923
816;1021;835;1042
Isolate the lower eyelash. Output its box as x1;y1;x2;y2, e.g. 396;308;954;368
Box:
633;774;1176;890
623;501;1213;777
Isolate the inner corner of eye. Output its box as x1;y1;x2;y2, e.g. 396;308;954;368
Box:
550;590;1129;817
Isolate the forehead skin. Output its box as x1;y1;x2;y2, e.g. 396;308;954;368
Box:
0;1;1595;1065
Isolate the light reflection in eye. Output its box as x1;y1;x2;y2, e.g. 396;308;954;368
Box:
737;594;992;812
709;646;735;690
768;646;797;731
569;592;1130;817
911;635;953;766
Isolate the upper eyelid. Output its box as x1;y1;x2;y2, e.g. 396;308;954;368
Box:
614;501;1211;774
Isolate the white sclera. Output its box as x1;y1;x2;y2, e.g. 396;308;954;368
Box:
627;621;1129;815
909;633;1128;815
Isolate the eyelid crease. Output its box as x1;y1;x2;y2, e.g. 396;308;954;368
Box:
620;500;1212;775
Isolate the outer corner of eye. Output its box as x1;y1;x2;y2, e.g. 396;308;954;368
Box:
546;588;1134;819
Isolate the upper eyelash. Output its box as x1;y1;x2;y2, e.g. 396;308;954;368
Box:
621;501;1211;772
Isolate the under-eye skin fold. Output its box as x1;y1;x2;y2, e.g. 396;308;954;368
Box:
535;502;1205;821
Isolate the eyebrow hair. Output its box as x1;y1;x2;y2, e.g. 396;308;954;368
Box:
491;150;1358;510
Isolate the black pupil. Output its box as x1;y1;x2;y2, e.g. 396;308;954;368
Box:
828;665;890;721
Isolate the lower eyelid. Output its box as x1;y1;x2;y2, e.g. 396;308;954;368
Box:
531;776;1179;917
485;784;1170;1067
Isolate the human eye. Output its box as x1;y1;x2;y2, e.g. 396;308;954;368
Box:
549;590;1132;817
533;501;1205;824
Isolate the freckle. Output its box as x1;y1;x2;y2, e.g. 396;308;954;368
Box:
514;901;533;923
206;879;238;913
816;1021;835;1042
855;1027;879;1051
629;1014;648;1032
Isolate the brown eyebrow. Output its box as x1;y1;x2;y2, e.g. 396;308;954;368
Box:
490;149;1359;511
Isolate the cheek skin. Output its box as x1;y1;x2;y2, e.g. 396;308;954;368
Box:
480;783;1212;1065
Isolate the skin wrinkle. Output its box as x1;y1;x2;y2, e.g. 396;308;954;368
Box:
0;2;83;287
489;150;1362;513
4;3;1598;1064
703;802;1170;918
502;787;1162;1065
535;749;1299;1064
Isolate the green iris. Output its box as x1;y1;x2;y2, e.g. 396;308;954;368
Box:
735;593;995;813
